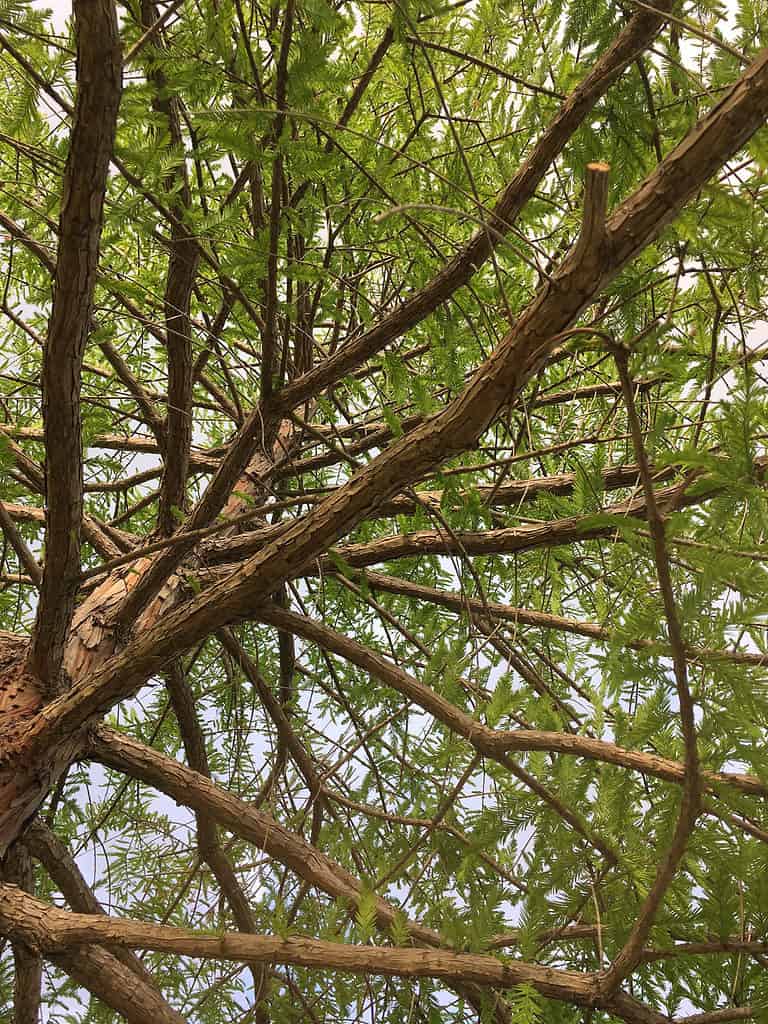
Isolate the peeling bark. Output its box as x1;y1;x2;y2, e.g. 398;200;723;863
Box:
4;42;768;858
1;15;767;1021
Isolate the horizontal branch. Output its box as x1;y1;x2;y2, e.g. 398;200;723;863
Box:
371;459;671;516
204;468;730;567
7;36;768;863
0;884;663;1018
2;425;218;470
675;1010;754;1024
0;502;127;564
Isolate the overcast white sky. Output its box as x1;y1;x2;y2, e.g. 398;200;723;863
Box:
13;3;758;1021
33;0;68;31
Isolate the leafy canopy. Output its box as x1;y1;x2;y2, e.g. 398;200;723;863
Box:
1;0;768;1022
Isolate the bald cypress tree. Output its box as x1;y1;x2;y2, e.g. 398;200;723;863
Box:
1;0;768;1020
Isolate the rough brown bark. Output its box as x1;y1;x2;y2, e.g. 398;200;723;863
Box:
203;474;721;566
2;845;41;1024
5;43;768;868
1;17;767;1022
102;0;680;632
27;0;122;691
51;944;189;1024
0;884;670;1023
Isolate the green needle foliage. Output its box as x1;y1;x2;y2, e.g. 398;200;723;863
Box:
0;0;767;1022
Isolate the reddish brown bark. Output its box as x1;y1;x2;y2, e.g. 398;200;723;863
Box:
4;43;768;864
3;18;768;1023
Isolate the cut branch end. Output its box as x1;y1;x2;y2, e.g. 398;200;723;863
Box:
575;162;610;263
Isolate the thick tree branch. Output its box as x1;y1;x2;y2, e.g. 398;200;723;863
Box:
2;845;41;1024
27;0;122;691
0;884;671;1023
24;820;183;1003
96;1;676;626
54;41;768;715
51;944;189;1024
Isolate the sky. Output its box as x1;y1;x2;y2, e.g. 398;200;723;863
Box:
12;1;761;1020
33;0;68;32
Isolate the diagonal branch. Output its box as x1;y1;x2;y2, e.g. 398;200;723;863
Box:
98;1;676;628
248;603;766;803
68;41;768;699
0;502;41;589
7;39;768;864
275;1;677;411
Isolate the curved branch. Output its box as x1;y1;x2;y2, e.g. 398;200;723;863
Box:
96;0;677;625
6;38;768;869
251;602;768;802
